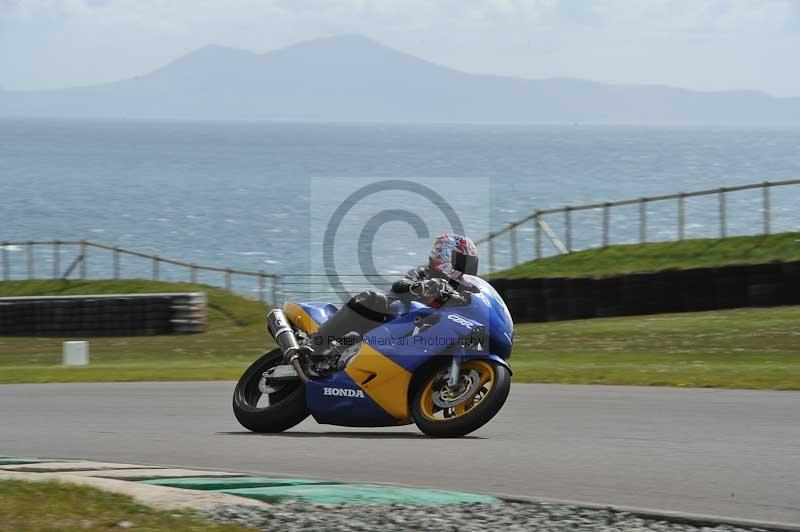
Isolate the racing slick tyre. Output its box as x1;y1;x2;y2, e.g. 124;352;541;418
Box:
233;348;309;433
411;359;511;438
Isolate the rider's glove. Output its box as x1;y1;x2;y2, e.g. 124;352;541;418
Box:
410;278;451;299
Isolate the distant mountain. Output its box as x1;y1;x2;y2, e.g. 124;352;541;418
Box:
2;34;799;124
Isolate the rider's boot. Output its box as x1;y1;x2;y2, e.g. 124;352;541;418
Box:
300;334;338;361
301;301;383;361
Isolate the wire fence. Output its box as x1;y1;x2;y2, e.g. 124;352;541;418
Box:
475;179;800;272
0;240;282;305
3;178;799;303
0;240;395;306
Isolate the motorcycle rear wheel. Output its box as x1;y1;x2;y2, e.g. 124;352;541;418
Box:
232;348;309;433
411;359;510;438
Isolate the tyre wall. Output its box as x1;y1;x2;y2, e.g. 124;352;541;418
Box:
0;292;206;336
490;261;800;323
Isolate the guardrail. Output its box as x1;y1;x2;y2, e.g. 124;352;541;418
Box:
0;240;281;305
475;179;800;272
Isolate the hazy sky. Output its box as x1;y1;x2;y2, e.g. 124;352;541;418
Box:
2;0;799;96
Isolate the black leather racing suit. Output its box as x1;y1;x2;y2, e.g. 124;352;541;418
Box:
309;267;463;353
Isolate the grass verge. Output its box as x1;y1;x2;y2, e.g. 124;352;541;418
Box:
510;305;800;389
0;280;271;384
0;479;250;532
1;280;799;390
492;231;800;279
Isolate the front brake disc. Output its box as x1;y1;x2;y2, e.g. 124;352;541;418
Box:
258;371;284;395
432;370;481;409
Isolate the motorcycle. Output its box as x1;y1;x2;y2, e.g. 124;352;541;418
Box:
232;276;513;437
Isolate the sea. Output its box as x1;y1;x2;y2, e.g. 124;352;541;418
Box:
2;118;799;299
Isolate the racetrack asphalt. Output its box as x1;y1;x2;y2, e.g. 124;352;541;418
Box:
0;382;797;524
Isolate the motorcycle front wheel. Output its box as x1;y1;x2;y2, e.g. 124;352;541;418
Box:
411;359;511;438
232;348;309;433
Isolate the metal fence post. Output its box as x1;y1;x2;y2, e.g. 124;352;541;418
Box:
534;214;542;260
153;255;159;280
53;241;60;279
113;247;120;279
509;225;518;267
602;204;610;248
26;241;34;279
80;240;87;279
258;271;266;303
564;207;572;252
190;264;197;284
225;269;232;291
718;187;727;238
678;193;685;241
2;242;9;281
639;198;647;244
487;235;496;273
763;181;771;235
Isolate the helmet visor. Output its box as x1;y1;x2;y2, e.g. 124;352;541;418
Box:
451;250;479;277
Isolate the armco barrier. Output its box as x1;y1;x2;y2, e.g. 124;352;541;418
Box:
0;292;206;336
489;261;800;323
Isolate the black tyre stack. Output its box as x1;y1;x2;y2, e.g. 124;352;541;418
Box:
490;260;800;324
0;293;205;336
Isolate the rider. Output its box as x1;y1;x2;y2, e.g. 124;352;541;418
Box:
303;233;480;360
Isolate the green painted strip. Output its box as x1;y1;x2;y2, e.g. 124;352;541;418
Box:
220;484;499;505
0;457;53;465
141;476;335;491
140;475;498;505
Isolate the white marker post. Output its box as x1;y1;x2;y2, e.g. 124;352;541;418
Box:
63;341;89;366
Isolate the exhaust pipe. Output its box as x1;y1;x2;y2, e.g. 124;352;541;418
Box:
267;309;309;383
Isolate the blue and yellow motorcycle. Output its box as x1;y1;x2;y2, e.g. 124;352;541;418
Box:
233;276;513;437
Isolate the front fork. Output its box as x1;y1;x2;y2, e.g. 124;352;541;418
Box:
446;352;463;389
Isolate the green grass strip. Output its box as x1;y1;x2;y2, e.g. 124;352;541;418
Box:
492;231;800;279
2;280;799;390
0;479;251;531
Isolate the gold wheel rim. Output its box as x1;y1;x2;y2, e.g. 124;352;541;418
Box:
419;360;495;421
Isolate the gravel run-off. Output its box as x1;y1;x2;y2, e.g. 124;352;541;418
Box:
205;500;775;532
